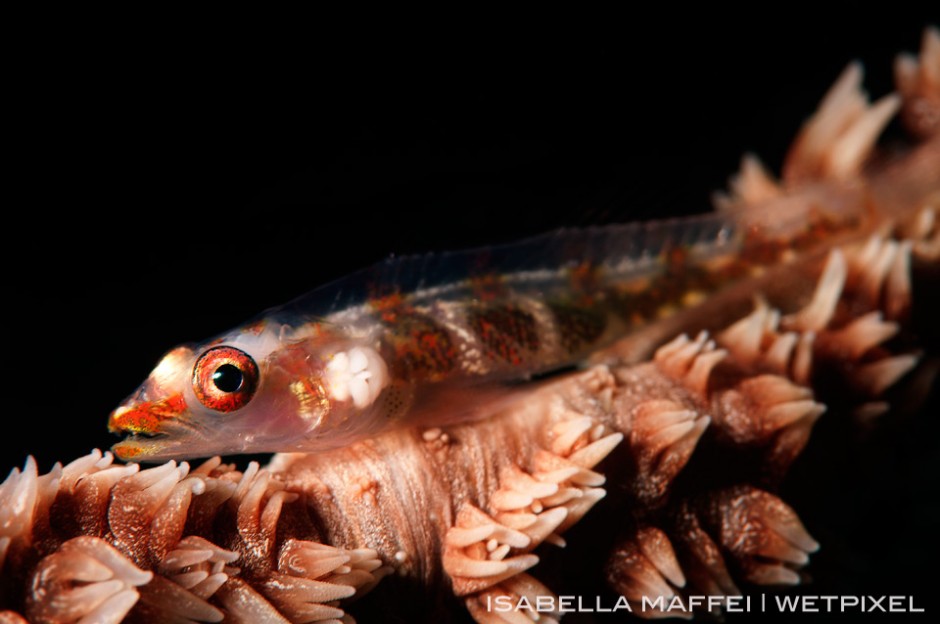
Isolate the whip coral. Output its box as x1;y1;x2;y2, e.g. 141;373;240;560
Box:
2;26;938;624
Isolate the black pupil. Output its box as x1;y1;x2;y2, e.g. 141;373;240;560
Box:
213;364;244;392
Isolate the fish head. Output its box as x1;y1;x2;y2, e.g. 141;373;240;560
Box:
109;324;394;461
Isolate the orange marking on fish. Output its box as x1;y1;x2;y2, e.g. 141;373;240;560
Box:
370;292;408;323
470;274;507;302
108;393;187;434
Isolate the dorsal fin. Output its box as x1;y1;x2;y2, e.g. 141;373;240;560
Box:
266;212;739;322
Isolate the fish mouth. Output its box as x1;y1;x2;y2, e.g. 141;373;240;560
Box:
107;393;191;458
111;427;190;462
108;411;168;444
112;435;165;461
112;428;168;441
108;397;200;462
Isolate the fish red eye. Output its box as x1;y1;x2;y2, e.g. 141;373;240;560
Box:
192;346;259;412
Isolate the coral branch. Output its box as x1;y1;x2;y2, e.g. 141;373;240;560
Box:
1;218;930;621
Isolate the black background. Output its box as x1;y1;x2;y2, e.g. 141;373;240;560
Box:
4;13;937;622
